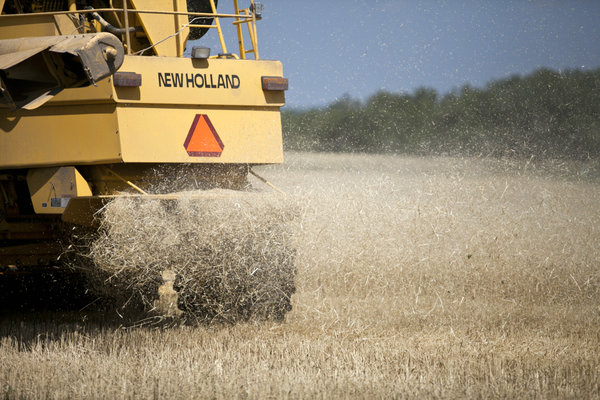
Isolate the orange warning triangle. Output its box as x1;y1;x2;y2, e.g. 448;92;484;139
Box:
183;114;224;157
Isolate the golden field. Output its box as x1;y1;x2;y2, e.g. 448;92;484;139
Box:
1;152;599;399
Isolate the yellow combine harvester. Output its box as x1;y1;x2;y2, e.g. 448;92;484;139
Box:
0;0;292;320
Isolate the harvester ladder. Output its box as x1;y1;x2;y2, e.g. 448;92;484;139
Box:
2;2;260;59
186;0;228;54
187;0;261;60
232;0;260;59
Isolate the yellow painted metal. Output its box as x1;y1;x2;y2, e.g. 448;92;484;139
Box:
209;0;227;55
0;1;288;263
0;103;121;168
37;76;114;104
173;0;184;57
52;13;79;34
116;105;283;164
248;0;259;59
27;166;92;214
0;3;260;59
129;0;189;57
0;2;286;169
111;55;285;164
109;55;285;107
0;11;82;36
231;7;259;59
1;54;286;168
0;14;58;38
123;0;131;54
233;0;246;59
104;168;148;194
40;55;284;107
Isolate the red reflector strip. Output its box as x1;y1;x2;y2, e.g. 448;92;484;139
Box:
113;72;142;87
262;76;288;91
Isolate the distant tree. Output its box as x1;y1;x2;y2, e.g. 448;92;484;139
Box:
282;67;600;159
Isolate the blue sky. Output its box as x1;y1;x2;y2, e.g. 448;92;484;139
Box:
199;0;600;108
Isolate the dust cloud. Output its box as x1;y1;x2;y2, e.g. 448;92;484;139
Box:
260;153;600;332
81;190;297;323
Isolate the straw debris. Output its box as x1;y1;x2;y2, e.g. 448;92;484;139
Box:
82;189;298;323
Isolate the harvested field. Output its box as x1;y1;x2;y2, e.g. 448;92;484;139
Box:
1;152;600;399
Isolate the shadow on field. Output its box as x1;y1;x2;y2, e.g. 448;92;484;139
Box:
0;269;95;313
0;268;233;345
0;269;129;343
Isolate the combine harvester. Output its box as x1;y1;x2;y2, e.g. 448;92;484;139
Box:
0;0;294;321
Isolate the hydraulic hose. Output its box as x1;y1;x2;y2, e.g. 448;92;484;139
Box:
86;7;141;35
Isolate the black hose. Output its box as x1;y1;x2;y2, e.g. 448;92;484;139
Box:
86;8;141;35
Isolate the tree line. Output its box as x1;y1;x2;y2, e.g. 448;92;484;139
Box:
282;68;600;159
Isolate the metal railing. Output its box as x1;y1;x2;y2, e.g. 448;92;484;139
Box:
185;0;260;59
0;1;262;59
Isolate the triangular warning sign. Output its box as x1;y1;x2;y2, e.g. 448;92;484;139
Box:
183;114;224;157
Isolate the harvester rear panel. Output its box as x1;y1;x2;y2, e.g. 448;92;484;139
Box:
0;0;294;320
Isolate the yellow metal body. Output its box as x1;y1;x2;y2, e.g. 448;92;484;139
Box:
0;1;190;56
27;167;92;214
0;1;287;267
0;55;285;168
0;1;286;170
128;0;189;56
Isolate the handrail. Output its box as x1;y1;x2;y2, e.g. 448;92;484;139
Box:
233;0;246;59
0;5;260;59
232;0;259;59
248;0;259;59
208;0;227;55
0;8;254;19
123;1;131;55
